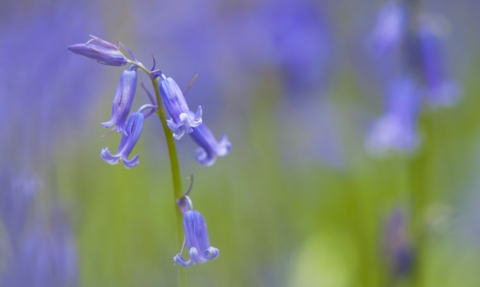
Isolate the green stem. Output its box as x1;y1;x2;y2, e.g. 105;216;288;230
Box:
134;62;188;287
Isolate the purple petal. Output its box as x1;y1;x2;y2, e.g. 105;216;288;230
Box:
100;148;121;164
68;44;127;66
173;254;193;267
216;134;231;156
122;154;139;169
194;147;216;166
204;247;220;261
183;211;200;252
89;35;119;50
190;123;230;166
193;211;211;253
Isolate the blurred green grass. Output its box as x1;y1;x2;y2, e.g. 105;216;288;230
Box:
54;54;480;287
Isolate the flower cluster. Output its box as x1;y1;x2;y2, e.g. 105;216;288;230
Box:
365;1;460;155
68;36;231;168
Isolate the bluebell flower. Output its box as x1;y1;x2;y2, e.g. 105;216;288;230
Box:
368;1;408;55
101;110;145;169
0;172;37;243
189;123;231;166
102;66;138;135
365;77;421;155
0;174;78;287
159;74;202;139
228;0;331;93
383;208;414;279
68;35;128;66
417;21;461;108
1;3;102;165
174;196;219;267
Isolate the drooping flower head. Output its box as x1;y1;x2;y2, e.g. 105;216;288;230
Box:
159;74;202;139
68;35;128;66
101;110;145;169
365;77;422;155
189;123;231;166
102;65;138;135
368;1;408;55
416;18;461;108
100;103;157;169
174;196;219;267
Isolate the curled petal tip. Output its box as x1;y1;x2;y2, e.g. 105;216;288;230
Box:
174;254;193;267
122;154;139;169
194;148;216;166
101;120;115;129
205;247;220;260
192;106;203;126
100;148;120;164
217;134;231;156
189;247;200;263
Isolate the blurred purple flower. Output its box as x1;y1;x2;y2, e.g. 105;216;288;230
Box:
0;173;78;287
365;77;422;155
134;0;223;112
367;1;408;55
230;0;332;93
159;74;202;140
101;65;138;135
0;173;38;244
174;196;219;267
189;123;231;166
417;20;461;108
0;3;102;166
68;35;128;66
383;208;414;279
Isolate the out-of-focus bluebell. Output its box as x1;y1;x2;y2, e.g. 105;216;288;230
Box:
365;77;422;156
189;123;231;167
102;66;138;135
68;35;128;66
416;17;461;108
367;1;408;55
0;3;102;166
101;110;146;169
0;172;38;243
174;196;219;267
382;208;414;279
0;173;78;287
133;0;224;113
228;0;332;94
159;74;202;140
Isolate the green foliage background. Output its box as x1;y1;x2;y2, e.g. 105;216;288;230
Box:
51;57;480;286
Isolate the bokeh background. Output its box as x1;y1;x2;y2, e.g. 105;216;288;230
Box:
1;0;480;286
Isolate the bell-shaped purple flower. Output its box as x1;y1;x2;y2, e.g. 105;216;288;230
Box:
189;123;231;166
67;35;128;66
174;198;219;267
101;111;144;169
365;77;421;155
159;75;202;140
417;22;461;108
367;1;408;55
101;65;138;135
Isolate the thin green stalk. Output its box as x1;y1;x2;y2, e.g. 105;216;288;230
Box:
134;62;188;287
